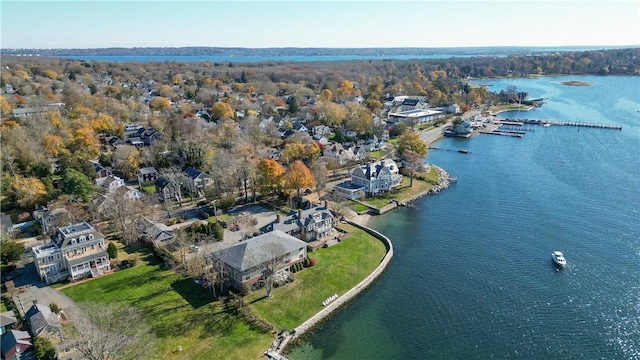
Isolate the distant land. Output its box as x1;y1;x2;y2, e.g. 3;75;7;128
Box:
1;46;633;57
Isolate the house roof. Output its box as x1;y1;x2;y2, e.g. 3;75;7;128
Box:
0;215;13;231
25;304;60;335
210;230;307;272
52;222;104;249
401;98;420;106
185;167;207;180
0;311;17;327
138;167;157;175
272;206;334;234
154;177;177;188
1;329;32;358
138;217;173;243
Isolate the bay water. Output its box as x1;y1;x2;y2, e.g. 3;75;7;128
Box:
291;75;640;359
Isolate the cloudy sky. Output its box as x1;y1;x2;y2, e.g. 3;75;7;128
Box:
2;0;639;49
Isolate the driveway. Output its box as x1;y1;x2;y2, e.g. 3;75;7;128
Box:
191;204;278;257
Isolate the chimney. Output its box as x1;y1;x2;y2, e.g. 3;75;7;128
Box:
298;209;302;220
324;200;328;209
276;214;281;223
32;299;38;306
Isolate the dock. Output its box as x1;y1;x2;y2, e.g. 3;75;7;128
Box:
501;118;622;130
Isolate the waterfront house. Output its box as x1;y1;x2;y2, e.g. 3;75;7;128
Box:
208;230;307;291
351;159;402;196
270;203;335;242
333;181;366;200
32;222;111;284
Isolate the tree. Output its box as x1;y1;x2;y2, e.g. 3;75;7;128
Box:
106;242;118;259
397;131;427;158
211;101;234;121
257;159;284;196
0;240;24;264
282;160;316;200
149;96;170;111
402;149;424;187
173;229;193;268
72;302;155;360
62;169;95;202
33;336;56;360
102;187;150;245
319;89;332;103
258;242;287;299
112;145;140;180
309;159;328;199
287;96;298;114
10;176;47;209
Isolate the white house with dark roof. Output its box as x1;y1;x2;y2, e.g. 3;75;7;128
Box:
351;159;402;196
32;222;110;284
209;230;307;290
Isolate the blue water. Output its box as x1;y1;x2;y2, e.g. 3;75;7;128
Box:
292;75;640;360
54;54;500;63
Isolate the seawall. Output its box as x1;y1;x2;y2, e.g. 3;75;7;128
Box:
268;219;394;358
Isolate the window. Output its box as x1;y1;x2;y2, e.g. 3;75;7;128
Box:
79;236;85;242
71;239;76;244
88;234;94;240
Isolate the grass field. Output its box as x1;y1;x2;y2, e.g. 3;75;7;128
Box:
58;221;388;359
246;224;387;330
61;250;273;360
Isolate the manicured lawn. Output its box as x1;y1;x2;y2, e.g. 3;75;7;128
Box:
61;250;273;360
350;202;371;213
362;169;439;209
0;301;8;312
489;103;531;113
142;184;156;194
246;224;387;331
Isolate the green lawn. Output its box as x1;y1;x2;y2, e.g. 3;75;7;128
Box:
0;301;8;312
350;202;371;213
142;184;156;194
362;169;439;209
489;103;531;113
246;224;387;330
61;250;273;360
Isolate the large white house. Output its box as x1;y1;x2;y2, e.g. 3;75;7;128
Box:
350;159;402;196
32;222;111;284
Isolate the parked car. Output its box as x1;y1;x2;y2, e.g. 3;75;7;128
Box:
189;245;200;252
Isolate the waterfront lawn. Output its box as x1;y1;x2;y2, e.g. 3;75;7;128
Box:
489;103;530;113
363;169;438;209
350;202;371;213
61;249;272;360
246;224;387;331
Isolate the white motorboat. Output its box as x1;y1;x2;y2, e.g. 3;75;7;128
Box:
552;251;566;267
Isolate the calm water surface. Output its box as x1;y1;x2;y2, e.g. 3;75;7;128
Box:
291;75;640;360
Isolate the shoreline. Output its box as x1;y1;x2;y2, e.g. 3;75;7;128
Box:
268;219;394;359
266;121;455;358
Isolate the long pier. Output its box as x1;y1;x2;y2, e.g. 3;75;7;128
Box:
502;118;622;130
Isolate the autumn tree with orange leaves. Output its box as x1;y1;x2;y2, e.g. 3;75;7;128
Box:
282;160;316;200
257;159;284;196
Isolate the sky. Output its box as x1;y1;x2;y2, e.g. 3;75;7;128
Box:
1;0;639;49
